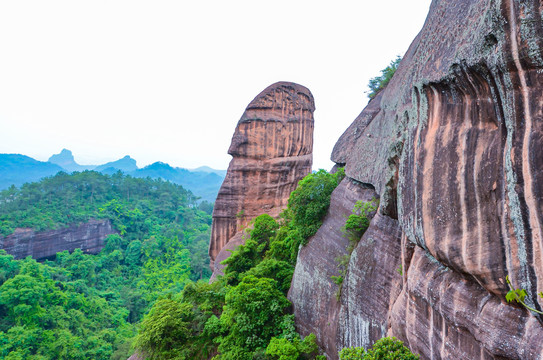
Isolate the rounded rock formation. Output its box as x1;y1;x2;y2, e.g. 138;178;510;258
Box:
209;82;314;276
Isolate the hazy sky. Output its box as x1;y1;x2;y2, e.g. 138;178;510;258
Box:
0;0;432;170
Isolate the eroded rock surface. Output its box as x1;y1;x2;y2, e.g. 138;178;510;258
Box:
209;82;314;274
336;212;403;352
288;178;378;355
290;0;543;359
0;219;115;260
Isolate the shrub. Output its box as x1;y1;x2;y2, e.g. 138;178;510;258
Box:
334;199;378;299
286;169;344;241
134;298;194;359
243;258;294;294
339;337;419;360
217;276;292;356
367;56;402;99
266;333;320;360
343;199;378;252
339;346;366;360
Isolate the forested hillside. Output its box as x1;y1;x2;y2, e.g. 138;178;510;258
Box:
0;171;213;359
134;169;345;360
0;152;225;202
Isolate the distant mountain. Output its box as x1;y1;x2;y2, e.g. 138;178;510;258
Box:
48;149;96;172
94;155;138;173
190;166;227;177
0;151;225;202
0;154;64;189
132;162;224;202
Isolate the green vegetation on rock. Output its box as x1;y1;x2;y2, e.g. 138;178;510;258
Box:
505;275;543;315
285;168;344;242
135;169;344;360
367;56;401;99
334;198;379;299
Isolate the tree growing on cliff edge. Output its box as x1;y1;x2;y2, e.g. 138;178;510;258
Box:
367;56;402;99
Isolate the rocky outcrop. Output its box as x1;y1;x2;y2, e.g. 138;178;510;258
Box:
209;231;246;282
289;0;543;359
289;178;379;354
0;219;115;260
209;82;314;274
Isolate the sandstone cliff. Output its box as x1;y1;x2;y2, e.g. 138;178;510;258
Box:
0;219;115;260
289;0;543;359
209;81;314;277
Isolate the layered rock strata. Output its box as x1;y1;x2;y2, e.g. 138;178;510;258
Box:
0;219;115;260
209;82;314;274
289;0;543;358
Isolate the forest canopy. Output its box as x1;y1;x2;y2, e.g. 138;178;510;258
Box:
0;171;213;359
134;169;345;360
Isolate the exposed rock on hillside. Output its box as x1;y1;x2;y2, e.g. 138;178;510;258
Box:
289;0;543;358
0;219;115;260
209;82;314;275
289;178;380;354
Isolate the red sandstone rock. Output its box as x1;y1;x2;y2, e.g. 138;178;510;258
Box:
209;230;247;282
0;219;115;260
209;82;314;275
288;179;378;357
391;246;543;359
290;0;543;359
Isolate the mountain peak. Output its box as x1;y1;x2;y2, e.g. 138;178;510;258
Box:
94;156;138;173
48;149;96;172
49;149;75;163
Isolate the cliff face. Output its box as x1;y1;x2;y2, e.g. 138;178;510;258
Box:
0;219;115;260
209;82;314;274
289;0;543;359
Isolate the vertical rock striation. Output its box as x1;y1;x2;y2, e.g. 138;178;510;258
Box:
289;0;543;359
209;82;314;275
289;179;379;355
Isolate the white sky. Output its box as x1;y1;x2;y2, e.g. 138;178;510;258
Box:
0;0;432;170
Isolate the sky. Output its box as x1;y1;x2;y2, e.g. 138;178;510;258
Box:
0;0;432;171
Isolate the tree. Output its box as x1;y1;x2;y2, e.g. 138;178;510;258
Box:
266;333;320;360
222;214;279;285
243;258;294;294
286;169;344;241
218;276;292;356
134;298;194;360
140;237;192;299
367;56;402;99
339;337;419;360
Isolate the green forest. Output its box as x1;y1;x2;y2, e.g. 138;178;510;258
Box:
0;171;213;359
133;168;417;360
0;169;417;359
134;169;345;360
